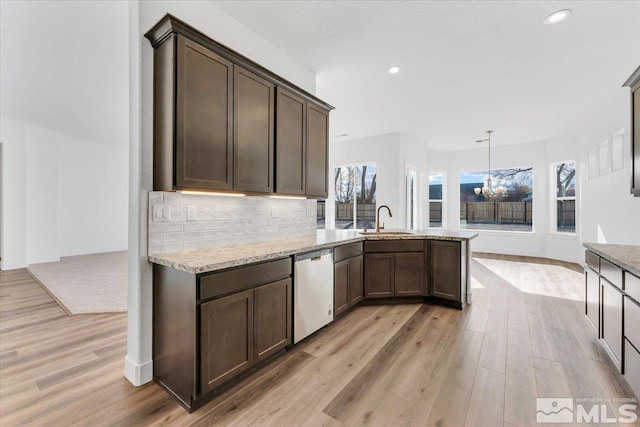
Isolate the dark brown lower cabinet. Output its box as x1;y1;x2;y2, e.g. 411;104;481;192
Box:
364;252;423;298
254;278;291;362
601;278;623;368
430;240;461;301
394;253;424;296
364;253;394;298
200;289;254;393
348;256;364;305
585;267;600;333
153;258;292;412
334;259;350;315
334;255;364;316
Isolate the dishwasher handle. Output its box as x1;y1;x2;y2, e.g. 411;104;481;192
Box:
294;248;333;262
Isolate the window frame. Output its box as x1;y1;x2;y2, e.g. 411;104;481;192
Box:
551;160;577;236
332;162;377;231
428;171;445;229
458;165;535;233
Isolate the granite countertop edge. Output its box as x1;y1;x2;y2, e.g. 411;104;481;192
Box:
149;231;479;274
583;242;640;278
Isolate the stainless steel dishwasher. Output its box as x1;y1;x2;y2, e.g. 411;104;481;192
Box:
293;248;334;343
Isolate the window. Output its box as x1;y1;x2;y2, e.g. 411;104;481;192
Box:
459;167;533;232
429;172;443;228
334;164;377;230
554;161;576;233
406;166;420;230
316;200;325;230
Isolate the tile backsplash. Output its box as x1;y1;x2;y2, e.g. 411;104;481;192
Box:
148;192;317;254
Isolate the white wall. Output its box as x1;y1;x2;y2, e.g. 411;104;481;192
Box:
0;118;129;268
398;133;430;228
328;133;401;229
26;127;59;264
0;118;27;270
0;0;130;269
126;0;318;386
58;138;129;256
428;128;640;264
578;125;640;247
328;132;429;231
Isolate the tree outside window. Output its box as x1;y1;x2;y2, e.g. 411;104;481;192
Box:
555;161;576;233
459;167;533;232
334;164;377;230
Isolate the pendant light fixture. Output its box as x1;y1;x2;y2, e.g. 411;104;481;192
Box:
474;130;494;197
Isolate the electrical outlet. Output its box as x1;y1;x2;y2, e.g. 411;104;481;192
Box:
271;206;278;218
187;205;197;221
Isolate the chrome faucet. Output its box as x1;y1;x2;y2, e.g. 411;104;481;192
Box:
376;205;393;232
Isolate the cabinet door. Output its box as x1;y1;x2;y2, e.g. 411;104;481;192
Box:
364;253;394;298
348;255;364;306
430;240;461;301
306;104;329;198
585;268;600;333
234;66;275;193
334;259;350;316
394;253;423;296
601;279;623;367
276;88;306;195
176;36;233;190
200;289;253;393
254;279;291;362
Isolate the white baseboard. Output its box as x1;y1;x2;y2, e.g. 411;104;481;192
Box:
1;260;28;271
124;355;153;386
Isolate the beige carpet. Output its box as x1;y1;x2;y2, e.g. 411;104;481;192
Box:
28;251;127;314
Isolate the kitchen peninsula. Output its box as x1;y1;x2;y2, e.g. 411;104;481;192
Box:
149;229;477;411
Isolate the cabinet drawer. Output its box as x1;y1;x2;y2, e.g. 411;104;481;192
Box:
364;240;424;253
199;258;292;301
600;258;623;290
624;339;640;398
585;251;600;272
334;242;363;263
625;296;640;348
626;271;640;302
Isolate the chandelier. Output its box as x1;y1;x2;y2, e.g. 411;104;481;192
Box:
473;130;504;198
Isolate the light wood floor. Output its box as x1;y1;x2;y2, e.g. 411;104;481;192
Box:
1;257;637;426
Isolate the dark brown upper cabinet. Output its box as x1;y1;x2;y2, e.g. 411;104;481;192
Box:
306;104;330;198
233;67;275;193
275;88;306;195
624;66;640;197
154;34;234;191
145;14;333;196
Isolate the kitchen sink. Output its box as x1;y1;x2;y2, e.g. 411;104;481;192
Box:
358;231;414;236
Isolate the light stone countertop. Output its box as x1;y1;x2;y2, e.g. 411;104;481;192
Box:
149;229;478;274
583;243;640;278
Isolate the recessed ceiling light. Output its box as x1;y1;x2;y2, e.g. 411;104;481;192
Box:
544;9;571;24
388;66;401;74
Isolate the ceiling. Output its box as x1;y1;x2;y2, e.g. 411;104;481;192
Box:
0;1;129;147
213;1;640;150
